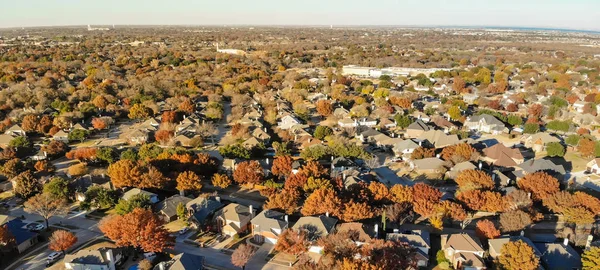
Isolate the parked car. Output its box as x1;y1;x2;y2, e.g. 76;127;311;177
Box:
46;252;62;266
26;222;45;232
178;227;190;235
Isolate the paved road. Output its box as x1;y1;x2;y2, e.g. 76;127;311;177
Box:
7;205;103;270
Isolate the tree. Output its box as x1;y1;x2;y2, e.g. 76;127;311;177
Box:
138;259;153;270
68;163;88;177
211;173;232;189
500;210;532;233
528;104;543;119
301;187;342;217
389;184;413;203
300;161;328;178
114;194;151;215
9;136;31;148
566;134;581;146
178;98;195;115
271;156;293;177
316;100;333;117
80;186;117;210
264;188;299;215
49;230;77;255
582;247;600;270
128;104;152;120
448;106;461;120
517;172;560;200
108;160;143;188
0;224;16;249
68;129;89;143
231;244;256;270
455;169;494;191
14;171;41;199
233;161;264;185
475;219;500;240
440;143;476;163
34;160;55;173
1;158;24;178
154;130;174;145
177;202;187;221
21;114;38;132
99;208;173;252
453;76;466;92
274;229;309;256
523;123;540;134
412;183;442;217
342;200;375;222
24;193;69;230
546;142;565;157
42;140;69;156
219;144;251;159
176;171;202;195
410;147;435;160
394;114;411;129
498;240;540;270
65;147;97;161
579;138;596;158
314;126;333;140
368;181;389;203
43;177;71;200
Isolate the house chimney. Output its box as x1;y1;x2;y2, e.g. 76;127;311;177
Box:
586;235;594;250
266;158;269;165
249;205;254;218
44;151;47;157
215;196;221;202
520;230;525;237
419;141;422;146
325;212;329;217
105;249;116;270
374;224;379;236
284;215;288;223
393;229;399;233
436;154;441;158
478;161;482;169
563;238;569;246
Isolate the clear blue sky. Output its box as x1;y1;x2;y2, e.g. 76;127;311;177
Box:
1;0;599;30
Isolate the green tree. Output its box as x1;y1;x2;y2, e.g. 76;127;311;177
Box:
314;126;333;140
176;202;187;221
80;186;117;210
300;145;328;160
219;144;251;159
128;104;152;120
394;114;411;129
9;136;31;148
523;123;540;134
507;115;523;126
566;134;581;146
546;142;565;157
96;147;117;164
120;149;138;161
114;194;151;215
68;129;89;143
43;177;72;200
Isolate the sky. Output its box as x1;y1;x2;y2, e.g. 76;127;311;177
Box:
1;0;599;31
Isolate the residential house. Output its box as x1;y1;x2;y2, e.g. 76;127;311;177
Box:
358;117;377;127
336;222;373;245
523;133;561;152
5;125;26;137
31;149;47;161
121;188;159;204
278;115;301;130
516;159;566;180
186;197;224;228
53;130;69;143
123;128;150;145
534;241;582;270
411;111;431;122
587;158;600;174
333;107;350;119
482;143;525;167
405;119;431;138
155;195;192;222
411;158;446;175
418;130;460;148
171;134;201;148
379;118;397;129
572;101;586;113
392;139;420;157
441;233;486;270
331;157;358;172
338;117;357;128
387;230;430;267
292;215;338;254
155;253;205;270
214;203;253;236
72;123;89;131
252;127;271;143
445;161;477;180
4;218;38;253
251;210;289;244
488;236;542;260
462;93;479;104
464;114;507;135
64;246;125;270
431;116;457;133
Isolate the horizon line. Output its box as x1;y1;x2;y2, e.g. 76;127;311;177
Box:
1;24;599;34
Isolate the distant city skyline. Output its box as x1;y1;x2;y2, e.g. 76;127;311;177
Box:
1;0;599;31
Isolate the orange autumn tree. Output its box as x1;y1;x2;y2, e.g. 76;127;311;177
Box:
455;169;494;191
342;200;375;222
578;138;596;158
476;219;501;240
412;183;442;217
233;161;264;185
0;224;16;249
271;156;293;177
368;182;390;203
274;229;309;256
457;190;506;212
517;172;560;200
498;240;540;270
264;188;299;215
176;171;202;195
99;208;173;252
300;161;328;178
316;100;333;117
155;130;174;145
49;230;78;255
301;187;342;217
108;160;143;188
440;143;476;163
389;184;413;204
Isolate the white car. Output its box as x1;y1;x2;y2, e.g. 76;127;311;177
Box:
47;252;61;261
178;227;190;235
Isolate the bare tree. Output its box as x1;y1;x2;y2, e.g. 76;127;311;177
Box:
231;244;256;269
24;193;69;230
